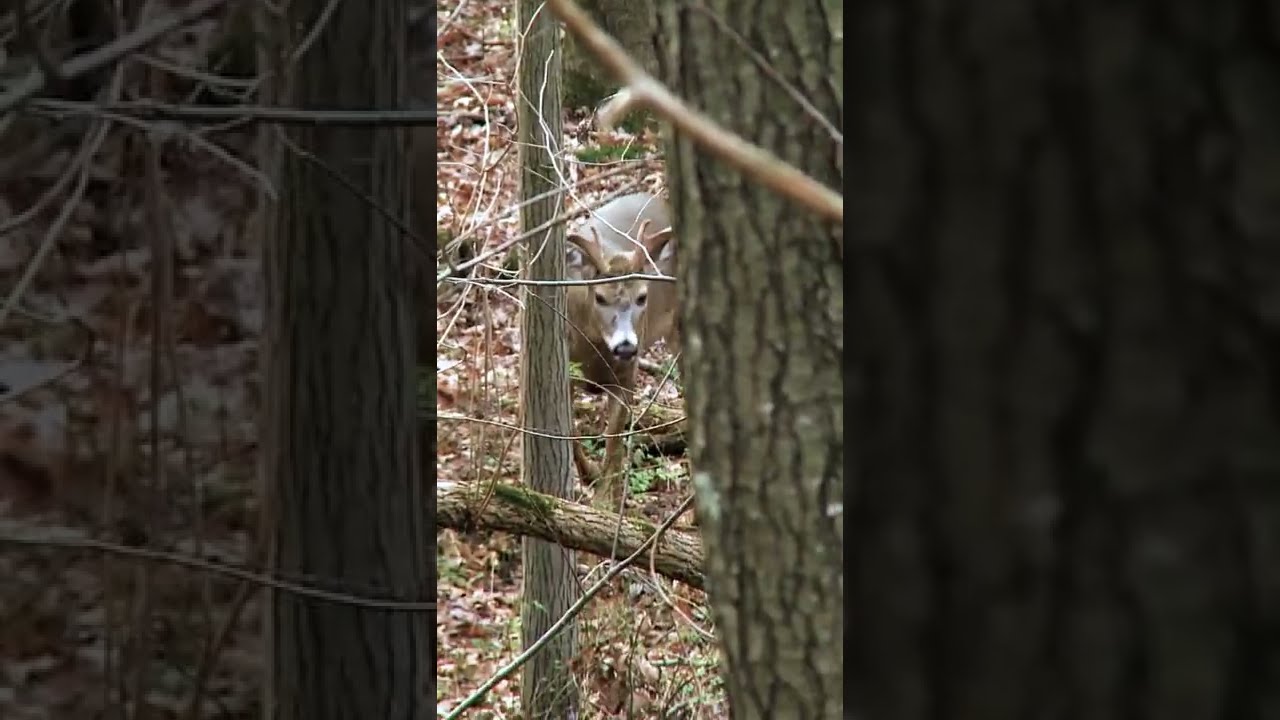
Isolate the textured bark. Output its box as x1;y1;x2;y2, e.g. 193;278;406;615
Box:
562;0;658;108
437;482;705;589
654;2;845;718
850;3;1280;719
261;1;431;718
515;1;580;717
410;107;437;714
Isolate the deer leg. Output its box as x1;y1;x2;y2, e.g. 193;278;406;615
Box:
595;375;636;510
567;380;600;488
573;438;597;485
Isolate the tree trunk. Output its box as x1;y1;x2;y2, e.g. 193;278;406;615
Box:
515;0;580;717
850;3;1280;719
654;2;845;718
260;1;431;718
411;122;437;713
562;0;658;109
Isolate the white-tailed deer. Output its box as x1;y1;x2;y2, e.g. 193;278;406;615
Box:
564;192;679;507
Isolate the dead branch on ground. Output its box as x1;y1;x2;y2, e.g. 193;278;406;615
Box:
436;481;705;590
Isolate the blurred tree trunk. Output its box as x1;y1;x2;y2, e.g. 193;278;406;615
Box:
654;1;845;718
562;0;658;108
259;0;431;718
410;82;437;718
516;0;579;717
850;2;1280;719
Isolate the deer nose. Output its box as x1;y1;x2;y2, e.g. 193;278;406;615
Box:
612;342;637;361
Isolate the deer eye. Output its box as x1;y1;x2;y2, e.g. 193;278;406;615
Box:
635;293;648;307
594;292;608;306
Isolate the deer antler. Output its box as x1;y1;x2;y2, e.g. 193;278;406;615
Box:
567;227;610;276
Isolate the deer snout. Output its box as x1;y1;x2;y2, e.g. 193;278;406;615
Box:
605;318;640;362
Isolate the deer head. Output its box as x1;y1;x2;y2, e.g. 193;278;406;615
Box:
566;219;675;362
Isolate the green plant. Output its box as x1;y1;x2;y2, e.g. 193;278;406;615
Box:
627;450;682;495
438;553;467;585
574;143;643;164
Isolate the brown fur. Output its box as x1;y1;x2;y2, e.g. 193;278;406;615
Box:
563;197;679;506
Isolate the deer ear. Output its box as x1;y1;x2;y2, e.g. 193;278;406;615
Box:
637;226;675;272
655;228;676;262
565;233;597;279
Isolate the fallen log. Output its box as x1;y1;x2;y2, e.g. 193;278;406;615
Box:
435;481;705;590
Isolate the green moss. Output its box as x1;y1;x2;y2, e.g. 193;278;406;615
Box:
629;517;658;536
614;109;657;134
574;143;644;164
492;483;557;518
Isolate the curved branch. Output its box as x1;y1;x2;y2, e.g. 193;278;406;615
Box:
544;0;843;224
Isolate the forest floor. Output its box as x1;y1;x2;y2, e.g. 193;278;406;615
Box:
0;0;720;718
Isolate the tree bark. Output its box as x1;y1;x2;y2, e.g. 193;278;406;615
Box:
437;481;705;589
260;1;431;718
654;2;845;718
562;0;659;108
410;116;437;715
515;1;580;717
850;3;1280;719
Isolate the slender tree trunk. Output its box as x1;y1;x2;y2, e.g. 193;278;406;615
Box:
260;1;431;718
850;2;1280;718
515;1;579;717
654;2;845;718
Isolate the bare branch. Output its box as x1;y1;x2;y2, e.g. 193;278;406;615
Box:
13;0;66;90
0;526;436;612
438;411;682;440
544;0;843;223
451;271;676;288
29;98;438;126
0;0;230;114
438;179;651;284
0;119;111;330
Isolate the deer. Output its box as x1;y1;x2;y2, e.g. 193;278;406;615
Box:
563;192;679;508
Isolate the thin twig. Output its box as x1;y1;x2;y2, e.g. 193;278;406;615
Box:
28;98;438;126
14;0;66;88
0;0;231;113
438;412;683;440
0;317;93;406
438;179;649;284
450;271;675;288
0;119;111;330
0;530;436;612
276;131;430;259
